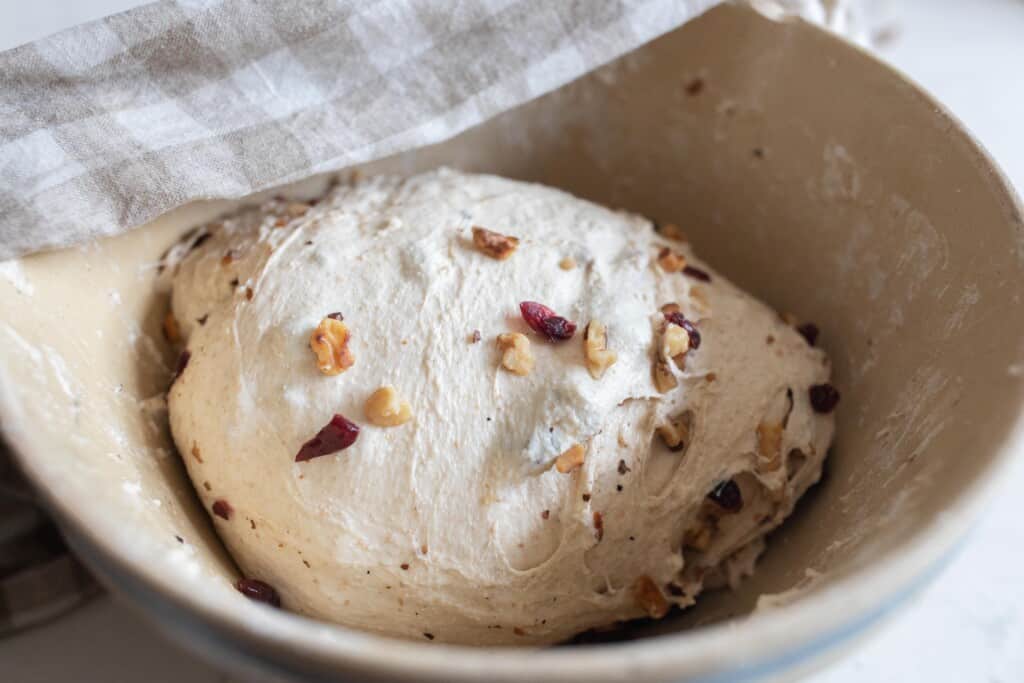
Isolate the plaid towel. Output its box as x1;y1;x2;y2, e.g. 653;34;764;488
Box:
0;448;97;635
0;0;724;261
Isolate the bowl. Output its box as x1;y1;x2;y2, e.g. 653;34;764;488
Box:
2;4;1023;682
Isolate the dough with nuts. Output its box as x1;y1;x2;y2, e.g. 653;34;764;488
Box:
165;168;837;645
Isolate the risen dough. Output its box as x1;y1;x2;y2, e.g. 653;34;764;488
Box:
166;169;835;645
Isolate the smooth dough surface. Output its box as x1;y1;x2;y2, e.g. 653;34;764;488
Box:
166;169;835;645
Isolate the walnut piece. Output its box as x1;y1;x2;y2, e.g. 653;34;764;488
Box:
653;359;678;392
683;525;713;552
657;410;692;452
633;575;669;619
364;386;413;427
309;316;354;375
472;226;519;260
756;422;784;472
162;311;181;343
497;332;534;376
660;302;682;315
657;222;687;242
558;256;577;270
554;443;586;474
583;321;617;379
656;247;687;273
662;323;691;361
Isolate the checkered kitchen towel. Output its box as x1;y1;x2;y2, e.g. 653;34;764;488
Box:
0;0;733;261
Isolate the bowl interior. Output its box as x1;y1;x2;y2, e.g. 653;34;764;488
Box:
2;3;1023;680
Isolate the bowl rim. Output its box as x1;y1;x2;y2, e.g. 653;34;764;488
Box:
4;11;1024;682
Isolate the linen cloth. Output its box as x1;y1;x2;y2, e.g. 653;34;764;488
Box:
0;0;725;260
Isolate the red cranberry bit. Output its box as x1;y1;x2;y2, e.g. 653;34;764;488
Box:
797;323;819;347
707;480;743;512
235;578;281;607
809;384;841;413
327;312;344;321
682;265;711;282
519;301;577;341
663;311;701;350
212;499;233;520
295;414;360;462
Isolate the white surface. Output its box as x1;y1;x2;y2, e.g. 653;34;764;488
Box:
1;0;1023;680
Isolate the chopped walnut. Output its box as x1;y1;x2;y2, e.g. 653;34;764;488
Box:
657;410;692;452
162;311;181;343
472;226;519;260
497;333;534;376
364;386;413;427
656;247;687;273
633;575;669;618
657;222;688;242
662;322;691;361
554;443;586;474
558;256;577;270
593;511;604;541
683;525;713;552
309;316;355;375
756;422;784;472
653;359;678;392
583;321;617;379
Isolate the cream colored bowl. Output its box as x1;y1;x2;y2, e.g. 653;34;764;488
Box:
2;5;1022;682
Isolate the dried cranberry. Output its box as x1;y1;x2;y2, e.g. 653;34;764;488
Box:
663;311;701;350
797;323;819;347
172;350;191;382
708;480;743;512
212;499;233;520
519;301;577;341
809;384;840;413
327;312;344;321
682;265;711;282
235;578;281;607
295;414;360;462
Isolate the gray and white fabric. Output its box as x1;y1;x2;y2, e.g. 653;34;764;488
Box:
0;0;726;260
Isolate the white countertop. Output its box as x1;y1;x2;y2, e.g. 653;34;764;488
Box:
1;1;1022;681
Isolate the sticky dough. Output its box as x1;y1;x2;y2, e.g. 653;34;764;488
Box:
166;169;835;645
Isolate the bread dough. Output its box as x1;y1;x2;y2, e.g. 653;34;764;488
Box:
166;169;835;645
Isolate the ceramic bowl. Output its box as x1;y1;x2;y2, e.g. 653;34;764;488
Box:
2;5;1023;682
